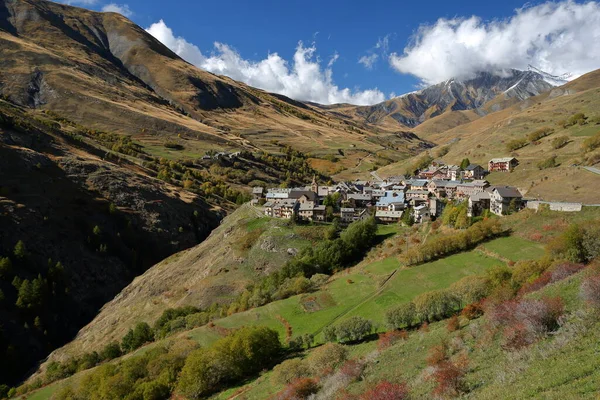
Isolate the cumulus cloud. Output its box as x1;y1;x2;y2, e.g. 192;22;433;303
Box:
101;3;133;17
390;1;600;85
146;20;384;105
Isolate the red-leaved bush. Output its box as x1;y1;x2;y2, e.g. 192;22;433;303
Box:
446;315;460;332
377;330;408;350
580;274;600;308
519;262;585;295
430;356;469;398
339;360;365;381
273;378;320;400
359;381;409;400
488;297;564;350
461;302;484;320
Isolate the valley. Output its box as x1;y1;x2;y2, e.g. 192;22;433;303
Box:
0;0;600;398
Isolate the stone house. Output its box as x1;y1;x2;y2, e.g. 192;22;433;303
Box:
488;157;518;172
464;164;486;180
489;186;523;215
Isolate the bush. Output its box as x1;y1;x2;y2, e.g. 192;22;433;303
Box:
277;378;320;399
377;330;408;350
446;315;460;332
177;326;281;399
403;218;504;265
567;113;587;126
449;275;491;307
385;302;416;329
430;355;469;398
528;127;554;142
360;381;409;400
271;358;310;385
506;138;528;151
122;322;154;352
461;302;484;320
100;342;122;361
582;132;600;152
537;155;558;169
580;274;600;308
413;290;460;322
551;135;569;149
325;316;373;343
488;297;564;350
547;222;600;263
306;343;347;375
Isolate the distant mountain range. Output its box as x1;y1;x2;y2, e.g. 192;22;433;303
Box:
334;68;568;128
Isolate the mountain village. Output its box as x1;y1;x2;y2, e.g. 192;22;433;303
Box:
252;156;533;224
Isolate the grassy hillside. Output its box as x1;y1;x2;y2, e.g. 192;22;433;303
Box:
35;204;328;364
378;70;600;203
14;207;600;399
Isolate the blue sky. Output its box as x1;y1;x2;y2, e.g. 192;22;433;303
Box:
62;0;600;104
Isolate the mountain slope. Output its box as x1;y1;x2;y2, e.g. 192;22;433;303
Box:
0;98;220;387
334;69;564;132
0;0;428;174
378;68;600;203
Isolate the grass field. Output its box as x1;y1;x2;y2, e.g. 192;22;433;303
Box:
481;236;546;262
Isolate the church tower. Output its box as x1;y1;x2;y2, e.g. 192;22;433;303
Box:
311;175;318;194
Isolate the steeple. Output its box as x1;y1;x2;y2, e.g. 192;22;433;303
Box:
311;175;318;194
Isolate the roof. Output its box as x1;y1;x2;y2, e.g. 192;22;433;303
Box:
407;179;429;187
470;192;491;201
414;205;429;211
406;190;429;195
252;187;264;194
465;164;483;171
341;208;355;213
348;193;372;201
492;186;523;198
472;180;489;186
447;165;461;171
289;190;317;201
489;157;517;163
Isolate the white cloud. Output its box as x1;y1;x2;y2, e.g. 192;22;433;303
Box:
359;34;392;70
390;1;600;85
145;20;384;105
359;54;378;69
101;3;133;17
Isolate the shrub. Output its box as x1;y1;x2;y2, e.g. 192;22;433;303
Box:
122;322;154;353
359;381;409;400
339;359;365;381
177;326;281;399
447;315;460;332
14;240;27;260
100;342;122;361
551;135;569;149
582;132;600;152
461;302;484;320
506;138;528;151
414;290;460;322
326;316;373;343
537;155;557;170
580;274;600;308
377;330;408;350
449;275;491;307
278;378;320;399
0;257;12;278
430;355;469;398
489;297;564;350
306;343;348;375
567;113;587;126
385;302;416;329
272;358;310;385
528;127;554;142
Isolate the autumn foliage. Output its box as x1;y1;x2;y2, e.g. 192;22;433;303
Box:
359;381;409;400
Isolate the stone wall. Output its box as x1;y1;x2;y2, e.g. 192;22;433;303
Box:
526;201;582;212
